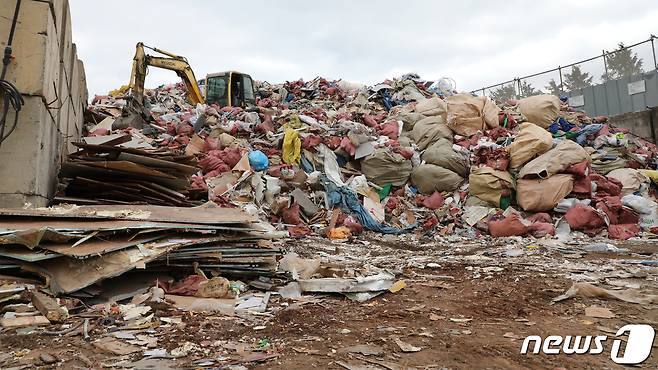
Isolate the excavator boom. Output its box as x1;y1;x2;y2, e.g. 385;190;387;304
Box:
128;42;205;106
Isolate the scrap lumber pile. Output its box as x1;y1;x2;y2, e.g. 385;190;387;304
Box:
0;204;283;297
57;133;203;206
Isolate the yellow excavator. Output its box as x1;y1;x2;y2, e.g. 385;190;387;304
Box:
128;42;256;108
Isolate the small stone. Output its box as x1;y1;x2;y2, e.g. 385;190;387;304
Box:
39;353;57;364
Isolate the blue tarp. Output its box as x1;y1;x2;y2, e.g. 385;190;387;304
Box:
321;177;415;234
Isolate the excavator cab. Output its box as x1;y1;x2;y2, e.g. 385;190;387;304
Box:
204;71;256;108
128;43;256;110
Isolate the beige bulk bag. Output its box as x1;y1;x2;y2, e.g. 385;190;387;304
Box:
360;149;413;187
518;140;590;179
422;138;469;177
517;174;574;212
482;96;501;129
446;94;500;136
508;122;553;169
411;164;463;194
518;94;560;128
468;167;515;207
411;116;452;150
591;157;627;175
394;110;425;132
606;168;649;195
415;97;447;118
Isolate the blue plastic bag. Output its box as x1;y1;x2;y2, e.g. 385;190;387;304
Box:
248;150;269;171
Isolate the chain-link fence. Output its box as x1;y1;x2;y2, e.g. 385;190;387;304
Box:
471;35;658;102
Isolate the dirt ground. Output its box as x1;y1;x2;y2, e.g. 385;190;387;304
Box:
1;237;658;369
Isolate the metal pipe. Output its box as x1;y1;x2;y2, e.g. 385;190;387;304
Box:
603;49;609;81
651;35;658;69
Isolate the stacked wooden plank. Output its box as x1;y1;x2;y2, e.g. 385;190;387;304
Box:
56;134;202;206
0;204;283;297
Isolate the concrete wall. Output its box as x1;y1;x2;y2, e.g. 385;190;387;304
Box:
0;0;87;207
607;107;658;143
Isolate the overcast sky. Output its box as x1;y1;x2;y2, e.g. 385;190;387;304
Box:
70;0;658;97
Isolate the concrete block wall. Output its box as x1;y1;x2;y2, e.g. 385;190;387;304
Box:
608;107;658;144
0;0;87;207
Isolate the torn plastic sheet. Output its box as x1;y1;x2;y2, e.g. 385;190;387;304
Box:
322;177;415;234
318;144;345;186
298;271;396;294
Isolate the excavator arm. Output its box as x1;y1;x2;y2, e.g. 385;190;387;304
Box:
128;42;205;106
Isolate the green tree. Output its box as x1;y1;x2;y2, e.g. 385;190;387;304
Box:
602;43;644;81
519;81;540;98
563;65;594;91
489;84;516;102
545;79;562;96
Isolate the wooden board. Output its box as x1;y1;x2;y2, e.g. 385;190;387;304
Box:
117;152;198;175
0;246;61;262
0;204;256;225
26;238;202;294
39;234;166;258
0;219;256;233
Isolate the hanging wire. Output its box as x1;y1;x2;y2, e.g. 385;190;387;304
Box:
0;0;24;147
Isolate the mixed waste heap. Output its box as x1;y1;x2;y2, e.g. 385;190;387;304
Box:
67;74;658;242
3;73;658;368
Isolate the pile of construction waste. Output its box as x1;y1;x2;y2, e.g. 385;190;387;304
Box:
67;75;658;242
2;73;658;367
0;203;284;298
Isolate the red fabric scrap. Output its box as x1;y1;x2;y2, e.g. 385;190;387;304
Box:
564;204;606;236
473;147;510;171
339;137;357;157
421;192;444;210
158;275;206;296
267;164;294;177
362;114;378;127
565;160;590;177
486;126;510;140
393;147;414;160
498;112;517;129
526;213;552;224
377;120;399;140
528;222;555;237
608;224;639;240
287;225;313;237
596;196;638;225
302;134;323;150
282;202;303;225
176;123;194;136
385;197;399;214
342;216;364;235
325;136;342;150
203;136;219;152
190;175;208;191
488;214;527;237
422;215;439;230
591;173;622;197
